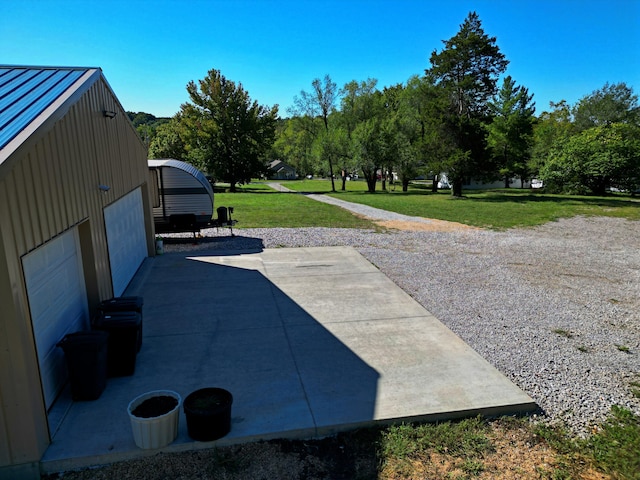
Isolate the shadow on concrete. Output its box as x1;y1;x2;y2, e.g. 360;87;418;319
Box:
42;247;380;472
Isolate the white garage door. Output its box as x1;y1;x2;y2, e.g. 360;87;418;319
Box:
23;228;89;409
104;187;148;296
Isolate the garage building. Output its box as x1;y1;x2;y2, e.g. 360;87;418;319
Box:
0;66;155;478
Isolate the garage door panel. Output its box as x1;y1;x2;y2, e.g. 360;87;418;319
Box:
23;229;76;286
39;345;67;410
23;228;88;409
27;258;84;325
35;295;85;364
104;188;147;296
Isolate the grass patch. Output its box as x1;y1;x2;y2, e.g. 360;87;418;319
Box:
213;183;377;229
380;416;492;460
534;406;640;480
616;344;631;353
379;416;494;478
552;328;573;338
378;410;640;479
582;405;640;478
278;179;640;229
210;180;639;230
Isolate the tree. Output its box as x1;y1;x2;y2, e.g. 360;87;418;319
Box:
291;75;339;190
180;69;278;191
379;83;404;191
127;111;171;150
352;117;384;193
530;100;574;178
148;118;187;160
573;82;640;131
341;79;384;192
539;123;640;195
128;111;158;126
533;84;640;193
427;11;509;196
401;74;453;192
320;123;351;189
486;76;536;187
378;79;430;193
272;118;316;177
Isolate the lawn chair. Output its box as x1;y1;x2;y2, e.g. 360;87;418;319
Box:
212;206;237;236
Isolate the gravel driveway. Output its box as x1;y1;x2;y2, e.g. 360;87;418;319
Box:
163;211;640;435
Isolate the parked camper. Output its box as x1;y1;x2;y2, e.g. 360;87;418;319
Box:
148;159;214;233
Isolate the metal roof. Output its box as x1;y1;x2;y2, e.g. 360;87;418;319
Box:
0;66;92;150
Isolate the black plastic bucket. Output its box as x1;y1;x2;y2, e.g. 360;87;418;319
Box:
183;387;233;441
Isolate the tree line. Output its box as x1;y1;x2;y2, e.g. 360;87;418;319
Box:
141;12;640;196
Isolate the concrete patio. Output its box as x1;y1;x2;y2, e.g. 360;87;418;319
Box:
41;244;537;474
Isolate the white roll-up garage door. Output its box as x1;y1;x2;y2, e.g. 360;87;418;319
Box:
104;187;147;296
23;228;89;409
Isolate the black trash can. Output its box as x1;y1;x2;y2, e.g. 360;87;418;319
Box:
93;311;141;377
99;296;143;351
57;331;108;401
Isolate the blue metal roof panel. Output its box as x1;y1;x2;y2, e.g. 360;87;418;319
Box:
0;66;90;150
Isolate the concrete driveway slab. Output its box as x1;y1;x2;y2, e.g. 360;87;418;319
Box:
41;246;536;474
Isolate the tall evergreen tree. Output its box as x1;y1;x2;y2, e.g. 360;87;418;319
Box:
427;11;508;196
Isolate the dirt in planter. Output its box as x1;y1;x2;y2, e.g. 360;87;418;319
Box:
131;395;178;418
187;391;231;410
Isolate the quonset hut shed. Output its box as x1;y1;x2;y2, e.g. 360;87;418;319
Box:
0;66;155;478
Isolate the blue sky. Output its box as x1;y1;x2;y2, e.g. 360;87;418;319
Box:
2;0;639;118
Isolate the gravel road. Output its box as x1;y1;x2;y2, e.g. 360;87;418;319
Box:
163;197;640;435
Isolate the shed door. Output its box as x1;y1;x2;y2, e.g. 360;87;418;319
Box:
104;187;147;296
23;228;89;409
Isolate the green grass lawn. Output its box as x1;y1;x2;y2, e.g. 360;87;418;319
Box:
275;179;640;229
213;182;377;229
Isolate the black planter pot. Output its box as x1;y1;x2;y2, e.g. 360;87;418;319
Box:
184;387;233;441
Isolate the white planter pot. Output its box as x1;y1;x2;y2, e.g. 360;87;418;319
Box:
128;390;181;449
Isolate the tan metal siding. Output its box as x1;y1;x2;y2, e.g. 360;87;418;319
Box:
35;136;63;233
4;169;26;253
0;186;50;467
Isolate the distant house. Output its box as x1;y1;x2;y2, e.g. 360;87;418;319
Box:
0;66;154;478
268;159;297;180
